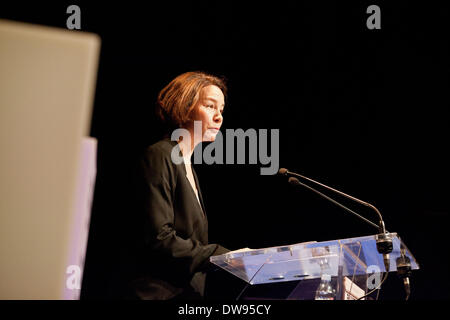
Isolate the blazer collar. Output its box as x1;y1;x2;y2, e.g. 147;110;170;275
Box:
165;138;208;217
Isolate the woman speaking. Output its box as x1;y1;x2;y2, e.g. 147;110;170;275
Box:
130;72;230;300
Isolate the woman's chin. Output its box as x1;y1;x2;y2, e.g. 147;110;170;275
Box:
203;132;219;142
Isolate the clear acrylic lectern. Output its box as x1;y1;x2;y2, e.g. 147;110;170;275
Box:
210;233;419;300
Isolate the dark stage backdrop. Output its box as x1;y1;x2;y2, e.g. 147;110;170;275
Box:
2;1;449;300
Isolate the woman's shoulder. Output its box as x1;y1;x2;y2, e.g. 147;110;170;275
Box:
140;138;181;183
143;138;179;165
146;138;177;155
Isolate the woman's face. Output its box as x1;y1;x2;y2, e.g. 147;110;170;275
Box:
190;85;225;142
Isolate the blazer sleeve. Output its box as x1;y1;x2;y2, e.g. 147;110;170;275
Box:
141;146;228;276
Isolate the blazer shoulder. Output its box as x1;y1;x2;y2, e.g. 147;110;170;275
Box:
142;139;181;183
144;139;178;162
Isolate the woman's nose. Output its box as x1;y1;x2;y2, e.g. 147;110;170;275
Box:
213;110;223;123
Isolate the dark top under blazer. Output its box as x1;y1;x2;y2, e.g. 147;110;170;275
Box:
131;138;228;300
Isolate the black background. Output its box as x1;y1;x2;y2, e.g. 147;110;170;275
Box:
2;1;449;300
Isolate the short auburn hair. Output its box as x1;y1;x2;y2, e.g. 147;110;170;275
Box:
156;71;227;130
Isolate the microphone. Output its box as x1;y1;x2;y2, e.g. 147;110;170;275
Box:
280;168;388;236
287;177;380;231
280;168;393;299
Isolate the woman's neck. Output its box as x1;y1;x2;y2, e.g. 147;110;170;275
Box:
175;124;204;163
177;136;199;165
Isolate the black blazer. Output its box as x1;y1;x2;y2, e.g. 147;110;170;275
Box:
130;138;228;300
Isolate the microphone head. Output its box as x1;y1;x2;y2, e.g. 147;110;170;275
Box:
278;168;288;176
288;177;301;185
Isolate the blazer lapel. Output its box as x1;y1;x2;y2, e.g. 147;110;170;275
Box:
191;167;207;218
168;138;207;218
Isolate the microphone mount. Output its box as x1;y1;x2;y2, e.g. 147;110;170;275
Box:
396;240;412;300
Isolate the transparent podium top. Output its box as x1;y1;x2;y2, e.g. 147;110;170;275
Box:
210;233;419;285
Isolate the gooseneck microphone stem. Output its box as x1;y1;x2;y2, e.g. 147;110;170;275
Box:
280;168;396;299
288;177;380;231
280;168;387;234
